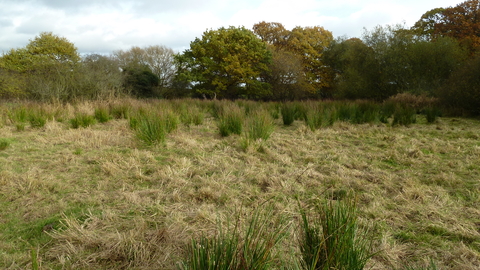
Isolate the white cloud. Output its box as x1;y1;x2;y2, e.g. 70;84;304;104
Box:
0;0;467;54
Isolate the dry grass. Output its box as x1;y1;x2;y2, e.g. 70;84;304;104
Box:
0;99;479;269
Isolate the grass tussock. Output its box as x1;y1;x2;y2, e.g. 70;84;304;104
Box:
180;205;288;270
298;197;375;270
217;103;244;137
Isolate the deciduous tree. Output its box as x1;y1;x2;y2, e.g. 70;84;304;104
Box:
178;26;271;99
412;0;480;52
0;32;81;100
253;22;334;98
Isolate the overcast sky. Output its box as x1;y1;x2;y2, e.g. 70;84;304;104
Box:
0;0;464;55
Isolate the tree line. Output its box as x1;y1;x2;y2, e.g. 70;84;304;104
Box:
1;0;479;115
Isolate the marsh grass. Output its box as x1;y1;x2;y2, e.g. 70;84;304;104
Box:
131;113;167;145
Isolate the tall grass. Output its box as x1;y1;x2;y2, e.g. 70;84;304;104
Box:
298;197;374;270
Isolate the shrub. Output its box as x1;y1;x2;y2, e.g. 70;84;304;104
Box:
298;197;374;270
70;114;96;129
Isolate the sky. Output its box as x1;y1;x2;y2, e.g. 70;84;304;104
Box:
0;0;465;55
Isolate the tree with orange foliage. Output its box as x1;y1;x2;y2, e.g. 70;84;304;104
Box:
412;0;480;52
253;22;334;98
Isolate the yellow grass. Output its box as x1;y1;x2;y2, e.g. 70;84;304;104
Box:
0;99;479;269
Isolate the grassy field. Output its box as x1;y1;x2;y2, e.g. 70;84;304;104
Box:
0;98;479;269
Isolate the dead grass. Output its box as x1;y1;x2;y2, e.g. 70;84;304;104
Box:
0;100;479;269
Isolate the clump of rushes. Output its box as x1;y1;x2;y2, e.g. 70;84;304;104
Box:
392;105;417;126
94;107;111;123
423;106;441;124
109;103;131;119
245;109;275;141
130;110;179;146
28;113;47;128
180;206;288;270
353;101;380;124
70;114;96;129
179;104;205;127
304;104;323;131
298;197;375;270
0;138;10;151
217;103;244;137
9;106;28;123
134;114;167;146
281;103;297;126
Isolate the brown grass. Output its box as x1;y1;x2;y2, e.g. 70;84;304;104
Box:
0;99;479;269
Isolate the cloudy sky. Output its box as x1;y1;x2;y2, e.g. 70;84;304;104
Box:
0;0;464;54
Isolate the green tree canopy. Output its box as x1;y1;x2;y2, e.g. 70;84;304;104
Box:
177;26;272;99
253;22;334;98
412;0;480;52
0;32;80;99
1;32;80;73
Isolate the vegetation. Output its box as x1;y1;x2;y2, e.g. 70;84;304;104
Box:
1;1;480;268
0;98;479;269
1;1;480;114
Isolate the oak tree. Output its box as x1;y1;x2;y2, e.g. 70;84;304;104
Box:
178;26;271;99
253;22;334;98
412;0;480;52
